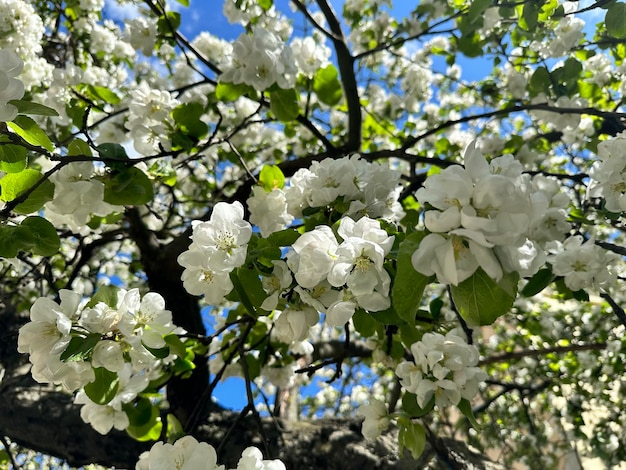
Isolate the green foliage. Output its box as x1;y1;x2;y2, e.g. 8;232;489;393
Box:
86;285;120;309
606;3;626;38
450;269;519;326
157;11;181;36
20;216;60;256
60;333;102;362
125;398;162;441
269;87;299;121
313;65;343;106
8;99;59;116
521;268;555;297
215;82;255;102
258;164;285;191
7;116;54;151
84;367;120;405
103;167;154;205
76;84;121;105
398;419;426;460
391;232;435;325
0;144;27;173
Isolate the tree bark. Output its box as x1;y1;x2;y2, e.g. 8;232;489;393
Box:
0;374;504;469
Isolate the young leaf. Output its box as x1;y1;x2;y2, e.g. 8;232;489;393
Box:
215;82;254;102
458;398;481;429
398;420;426;460
7;116;54;152
20;216;60;256
0;168;41;202
0;144;27;173
8;99;59;117
313;65;343;106
68;138;93;157
60;333;102;362
14;179;54;214
84;367;120;405
391;232;434;325
606;3;626;39
521;267;555;297
103;167;154;205
86;285;119;308
0;225;31;257
450;269;518;326
269;88;299;122
258;164;285;191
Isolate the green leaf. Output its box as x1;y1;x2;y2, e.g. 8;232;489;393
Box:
84;367;119;405
14;179;54;214
269;88;299;121
174;0;189;5
20;216;60;256
80;84;121;105
606;3;626;39
401;392;435;418
450;269;519;326
60;333;102;362
391;232;434;325
466;0;491;24
103;167;154;205
8;99;59;116
398;420;426;460
7;116;54;152
68;138;93;157
258;0;272;10
456;32;483;58
267;228;300;247
123;397;155;428
520;2;539;31
172;102;208;139
164;334;187;358
235;265;268;311
352;309;377;337
215;82;254;102
0;144;27;173
521;268;555;297
157;11;181;35
458;398;481;428
0;224;30;257
313;65;343;106
125;402;161;441
258;164;285;191
86;285;119;308
97;143;128;161
0;168;41;202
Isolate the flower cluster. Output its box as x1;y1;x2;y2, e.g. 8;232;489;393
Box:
0;48;24;121
284;155;404;222
247;186;293;238
395;331;487;408
220;26;296;91
45;161;122;233
548;236;619;292
589;131;626;213
125;81;179;155
287;216;394;327
178;201;252;303
412;141;571;285
136;436;286;470
17;288;184;434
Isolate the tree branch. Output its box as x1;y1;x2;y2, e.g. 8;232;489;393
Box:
315;0;361;152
